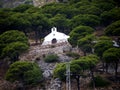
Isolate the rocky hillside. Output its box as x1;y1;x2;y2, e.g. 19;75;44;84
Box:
0;0;58;8
0;0;33;8
33;0;57;7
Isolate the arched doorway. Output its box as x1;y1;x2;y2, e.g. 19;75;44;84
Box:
52;38;57;44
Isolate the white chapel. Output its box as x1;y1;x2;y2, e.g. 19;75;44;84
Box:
42;27;70;45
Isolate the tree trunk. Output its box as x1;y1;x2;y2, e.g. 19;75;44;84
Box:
100;57;105;72
35;30;39;44
90;68;96;90
75;75;80;90
83;51;86;56
115;62;118;82
105;63;108;73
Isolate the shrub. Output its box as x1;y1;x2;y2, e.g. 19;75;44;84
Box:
90;75;110;87
44;54;59;63
66;52;80;59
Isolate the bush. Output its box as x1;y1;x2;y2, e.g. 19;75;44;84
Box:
44;54;59;63
90;75;110;87
66;52;80;59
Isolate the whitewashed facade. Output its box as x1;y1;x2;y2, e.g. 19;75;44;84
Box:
42;27;70;45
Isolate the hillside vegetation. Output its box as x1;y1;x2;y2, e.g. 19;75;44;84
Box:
0;0;120;90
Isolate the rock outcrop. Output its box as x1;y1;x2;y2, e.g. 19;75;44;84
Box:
0;0;33;8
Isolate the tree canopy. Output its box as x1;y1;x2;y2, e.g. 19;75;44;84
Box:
69;26;94;47
0;30;26;42
1;42;29;62
94;40;113;58
103;48;120;63
0;0;120;89
78;34;95;55
50;14;70;33
103;48;120;79
5;61;43;85
54;54;99;81
104;20;120;36
71;14;100;28
0;30;29;62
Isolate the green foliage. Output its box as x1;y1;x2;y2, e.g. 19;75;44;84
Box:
0;0;118;35
0;30;28;45
0;8;14;33
69;26;94;47
25;7;42;14
82;44;92;54
71;14;100;28
71;54;99;70
42;3;78;18
5;61;43;85
0;0;118;38
66;52;80;59
44;54;59;63
78;34;95;54
12;4;33;13
53;63;66;81
28;12;50;41
41;3;65;16
50;14;70;31
71;59;89;70
103;48;120;63
53;62;82;81
105;20;120;36
54;54;98;81
68;32;80;47
90;75;110;87
98;36;112;41
1;42;29;62
103;48;120;78
101;7;120;26
74;1;91;8
94;40;113;57
8;12;31;32
80;54;99;67
70;26;94;37
78;5;102;15
68;0;80;4
0;30;29;61
92;0;115;11
70;64;82;75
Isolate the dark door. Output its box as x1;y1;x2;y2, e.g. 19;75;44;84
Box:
52;38;57;44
